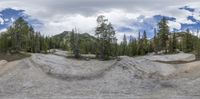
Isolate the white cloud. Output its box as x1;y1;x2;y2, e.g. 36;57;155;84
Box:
0;0;200;41
0;17;4;25
4;18;9;22
39;14;97;36
168;21;181;31
11;17;15;22
0;28;7;33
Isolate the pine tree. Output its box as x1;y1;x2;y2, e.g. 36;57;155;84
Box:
112;38;118;57
142;30;148;54
196;29;200;59
183;29;193;52
127;35;133;56
70;29;80;58
95;15;116;60
0;32;10;53
157;17;170;53
153;28;158;54
172;32;177;53
0;17;53;54
137;31;143;55
122;34;127;55
128;36;137;56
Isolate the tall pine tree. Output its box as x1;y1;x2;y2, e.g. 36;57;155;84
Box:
158;17;170;53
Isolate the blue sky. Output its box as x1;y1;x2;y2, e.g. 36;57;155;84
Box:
0;8;42;31
0;0;200;41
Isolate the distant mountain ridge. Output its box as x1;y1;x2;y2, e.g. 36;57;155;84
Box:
51;31;97;53
53;31;96;40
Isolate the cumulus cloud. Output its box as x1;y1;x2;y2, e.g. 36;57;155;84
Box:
0;17;4;24
0;28;7;33
168;21;181;31
40;14;97;36
0;0;200;41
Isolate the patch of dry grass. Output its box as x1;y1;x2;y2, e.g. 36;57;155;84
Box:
0;52;31;62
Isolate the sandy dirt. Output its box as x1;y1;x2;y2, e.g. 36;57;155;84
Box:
0;52;200;99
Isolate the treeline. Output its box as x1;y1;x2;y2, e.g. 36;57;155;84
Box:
117;31;152;56
67;16;200;59
0;17;51;54
0;16;200;60
52;31;97;55
117;18;200;58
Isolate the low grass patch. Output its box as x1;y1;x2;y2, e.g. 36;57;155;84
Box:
155;60;196;64
0;52;31;62
66;54;118;61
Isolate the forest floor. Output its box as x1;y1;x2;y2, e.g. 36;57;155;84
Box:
0;50;200;99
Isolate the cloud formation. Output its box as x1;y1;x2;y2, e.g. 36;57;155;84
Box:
0;0;200;41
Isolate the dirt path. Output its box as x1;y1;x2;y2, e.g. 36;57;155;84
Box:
0;60;20;77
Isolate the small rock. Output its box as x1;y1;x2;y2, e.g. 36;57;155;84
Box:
117;57;121;61
0;60;8;66
85;58;90;61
